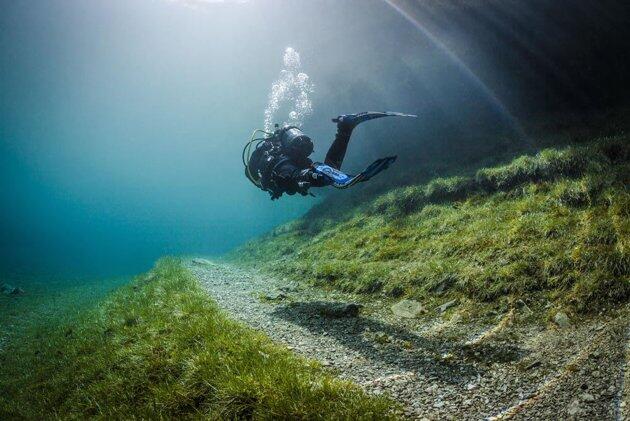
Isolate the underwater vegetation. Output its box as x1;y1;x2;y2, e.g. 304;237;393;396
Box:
231;136;629;315
0;259;396;419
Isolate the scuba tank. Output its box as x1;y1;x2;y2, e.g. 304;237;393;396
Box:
243;125;313;190
276;126;313;161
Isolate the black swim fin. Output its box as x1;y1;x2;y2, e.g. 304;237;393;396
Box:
359;155;397;182
332;111;417;131
312;156;397;189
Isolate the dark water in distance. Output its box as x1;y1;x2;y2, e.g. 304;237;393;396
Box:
1;0;629;279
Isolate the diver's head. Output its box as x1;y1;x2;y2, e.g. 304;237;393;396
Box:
277;126;313;161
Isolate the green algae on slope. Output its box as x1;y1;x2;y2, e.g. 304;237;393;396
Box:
0;258;398;420
230;137;629;314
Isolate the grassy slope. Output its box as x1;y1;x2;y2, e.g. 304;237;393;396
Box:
0;259;395;419
231;136;629;315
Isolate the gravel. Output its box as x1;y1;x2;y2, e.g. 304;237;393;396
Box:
189;260;629;420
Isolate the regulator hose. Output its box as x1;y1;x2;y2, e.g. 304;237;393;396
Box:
243;129;272;188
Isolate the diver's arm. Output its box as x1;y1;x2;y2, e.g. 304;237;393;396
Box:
272;160;310;195
273;161;328;197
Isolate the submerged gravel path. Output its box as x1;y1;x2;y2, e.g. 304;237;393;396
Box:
189;259;629;420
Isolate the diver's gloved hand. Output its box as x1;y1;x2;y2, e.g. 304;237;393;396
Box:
332;111;418;132
332;113;364;132
297;181;310;195
298;167;328;188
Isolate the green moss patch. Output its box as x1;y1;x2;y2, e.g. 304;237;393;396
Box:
0;258;396;419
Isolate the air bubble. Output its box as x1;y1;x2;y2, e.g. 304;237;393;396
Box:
264;47;314;132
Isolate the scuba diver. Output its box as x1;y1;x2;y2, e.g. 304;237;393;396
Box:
243;111;416;200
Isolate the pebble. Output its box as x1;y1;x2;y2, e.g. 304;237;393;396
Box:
264;291;287;301
437;299;458;313
191;258;213;266
554;311;571;328
1;283;25;296
567;399;581;416
580;392;595;402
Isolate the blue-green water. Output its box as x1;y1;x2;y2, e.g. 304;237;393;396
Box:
1;0;628;280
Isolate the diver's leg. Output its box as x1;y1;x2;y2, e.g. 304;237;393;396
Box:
324;128;352;170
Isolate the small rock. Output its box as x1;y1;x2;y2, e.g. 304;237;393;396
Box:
142;273;157;283
580;393;595;402
391;299;425;318
9;287;24;295
1;284;24;296
450;313;463;324
525;360;542;370
437;299;458;313
192;258;212;266
425;384;438;393
516;299;533;314
279;282;299;293
466;382;477;390
554;311;571;328
374;331;391;344
432;277;455;295
567;398;581;416
264;292;287;301
319;302;363;318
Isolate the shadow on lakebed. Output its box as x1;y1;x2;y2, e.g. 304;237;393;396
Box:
271;300;526;384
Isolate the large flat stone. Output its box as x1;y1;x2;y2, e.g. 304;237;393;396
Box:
391;299;425;318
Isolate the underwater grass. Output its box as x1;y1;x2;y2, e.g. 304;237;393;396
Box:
231;136;630;314
0;277;128;339
0;258;396;419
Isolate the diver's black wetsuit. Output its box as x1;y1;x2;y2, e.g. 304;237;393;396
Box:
262;126;353;199
247;111;413;199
